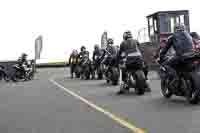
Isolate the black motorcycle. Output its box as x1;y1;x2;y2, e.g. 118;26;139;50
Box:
102;51;119;85
159;51;200;104
120;56;147;95
12;60;35;82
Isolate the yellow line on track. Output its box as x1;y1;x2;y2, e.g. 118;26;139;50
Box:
50;79;147;133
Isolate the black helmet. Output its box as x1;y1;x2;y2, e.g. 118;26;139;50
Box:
81;46;86;51
94;44;100;50
123;30;132;40
21;53;27;57
107;38;114;45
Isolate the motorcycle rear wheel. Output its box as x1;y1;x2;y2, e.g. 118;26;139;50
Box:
111;68;119;86
185;79;199;104
134;70;146;95
161;79;173;98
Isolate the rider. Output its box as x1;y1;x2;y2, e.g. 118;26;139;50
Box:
106;38;118;57
101;38;118;69
18;53;28;65
118;30;150;94
78;46;90;75
78;46;90;62
69;49;79;78
160;23;195;94
92;44;103;78
92;44;102;64
18;53;29;75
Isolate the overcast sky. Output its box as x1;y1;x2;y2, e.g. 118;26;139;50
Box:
0;0;199;61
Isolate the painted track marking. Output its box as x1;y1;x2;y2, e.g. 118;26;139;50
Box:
50;78;147;133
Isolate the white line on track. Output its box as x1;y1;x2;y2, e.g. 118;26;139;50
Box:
50;78;147;133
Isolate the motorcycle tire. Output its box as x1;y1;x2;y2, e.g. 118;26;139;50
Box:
111;68;119;86
0;71;5;81
112;80;118;85
106;79;110;84
85;70;90;80
4;73;10;82
28;71;34;80
161;79;173;98
185;77;199;104
134;70;146;95
75;72;80;78
12;70;25;82
11;71;20;82
97;73;103;80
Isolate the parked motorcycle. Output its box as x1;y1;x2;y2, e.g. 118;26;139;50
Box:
159;51;200;104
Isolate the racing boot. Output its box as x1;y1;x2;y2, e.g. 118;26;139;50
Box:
145;79;151;92
117;81;129;95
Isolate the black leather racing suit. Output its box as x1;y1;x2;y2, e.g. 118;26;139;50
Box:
160;31;193;79
17;57;28;76
78;51;90;64
69;53;79;78
78;50;90;75
101;45;118;78
119;38;145;82
102;45;118;66
92;49;103;66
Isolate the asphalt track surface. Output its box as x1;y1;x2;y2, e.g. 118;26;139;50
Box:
0;68;200;133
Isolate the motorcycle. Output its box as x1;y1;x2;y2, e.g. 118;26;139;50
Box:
159;51;200;104
12;60;35;82
120;56;147;95
102;51;119;85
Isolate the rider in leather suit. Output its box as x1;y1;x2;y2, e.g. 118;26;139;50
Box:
17;53;29;76
78;46;90;64
78;46;90;76
160;23;194;94
118;31;150;94
92;44;103;65
69;50;79;78
160;23;193;69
